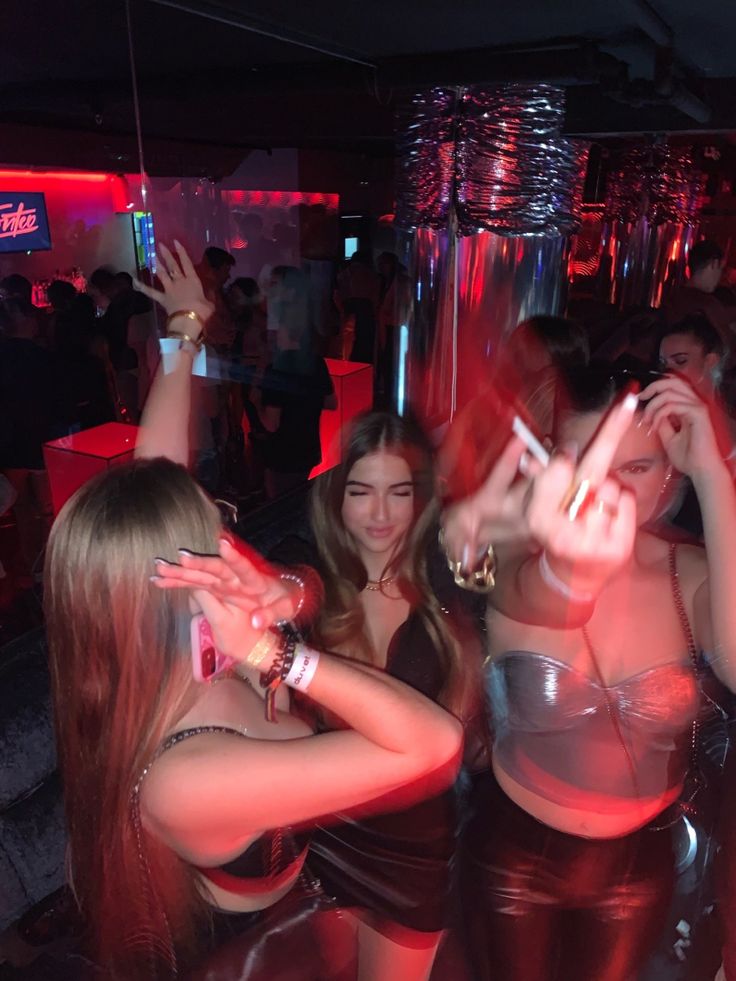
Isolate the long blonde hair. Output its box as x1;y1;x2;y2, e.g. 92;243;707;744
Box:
44;458;221;976
310;411;463;710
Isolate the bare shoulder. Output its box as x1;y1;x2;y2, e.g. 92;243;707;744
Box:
674;541;708;584
140;729;246;823
139;729;260;857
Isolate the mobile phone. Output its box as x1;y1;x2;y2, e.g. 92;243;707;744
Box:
190;613;235;682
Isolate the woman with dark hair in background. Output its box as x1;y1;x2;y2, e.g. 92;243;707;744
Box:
300;410;475;981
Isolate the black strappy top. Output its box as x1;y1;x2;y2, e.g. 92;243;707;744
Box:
141;725;309;896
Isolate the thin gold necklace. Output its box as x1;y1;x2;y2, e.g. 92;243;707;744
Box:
364;575;396;592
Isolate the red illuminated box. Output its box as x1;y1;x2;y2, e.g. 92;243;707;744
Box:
311;359;373;478
43;422;138;515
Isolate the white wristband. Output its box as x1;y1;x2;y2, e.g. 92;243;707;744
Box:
538;551;595;604
284;643;320;692
159;336;208;376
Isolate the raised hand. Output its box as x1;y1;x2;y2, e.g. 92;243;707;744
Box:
526;391;638;576
152;538;303;632
640;375;723;479
134;241;214;330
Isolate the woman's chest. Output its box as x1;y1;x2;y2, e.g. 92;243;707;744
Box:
360;592;411;668
488;572;690;683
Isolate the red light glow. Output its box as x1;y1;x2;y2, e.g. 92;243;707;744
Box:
224;190;339;211
0;169;111;183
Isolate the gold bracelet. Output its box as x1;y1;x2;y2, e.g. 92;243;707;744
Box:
245;630;279;667
439;529;497;593
166;309;207;337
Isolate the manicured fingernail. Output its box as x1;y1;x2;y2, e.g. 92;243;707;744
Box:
623;392;639;412
219;537;233;548
149;575;162;582
251;613;262;630
461;544;471;569
154;557;171;566
178;548;194;557
519;451;532;476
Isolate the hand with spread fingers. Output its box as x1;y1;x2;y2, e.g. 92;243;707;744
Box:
134;240;214;332
640;375;724;480
152;537;306;632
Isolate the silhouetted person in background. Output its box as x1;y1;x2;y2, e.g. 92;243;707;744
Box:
195;246;236;351
53;291;115;434
0;298;56;582
663;240;734;343
0;274;32;305
258;268;336;498
336;249;380;364
235;213;278;282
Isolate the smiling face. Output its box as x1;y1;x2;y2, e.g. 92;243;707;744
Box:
341;450;415;563
558;410;673;526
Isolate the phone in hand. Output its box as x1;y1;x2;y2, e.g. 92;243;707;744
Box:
190;613;235;682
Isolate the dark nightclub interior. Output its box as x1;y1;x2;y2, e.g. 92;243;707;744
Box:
2;2;736;979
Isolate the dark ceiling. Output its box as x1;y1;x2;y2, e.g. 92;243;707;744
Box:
3;0;736;173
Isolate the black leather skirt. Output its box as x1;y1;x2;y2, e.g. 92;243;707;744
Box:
307;789;457;933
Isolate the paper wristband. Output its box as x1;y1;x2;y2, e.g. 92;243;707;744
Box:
159;337;208;377
283;644;320;692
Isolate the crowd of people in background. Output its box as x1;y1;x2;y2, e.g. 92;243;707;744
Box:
0;239;411;633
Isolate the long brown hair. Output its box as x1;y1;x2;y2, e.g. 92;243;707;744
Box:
44;458;222;976
310;411;463;710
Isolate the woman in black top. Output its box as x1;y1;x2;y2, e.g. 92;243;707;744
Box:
269;411;477;981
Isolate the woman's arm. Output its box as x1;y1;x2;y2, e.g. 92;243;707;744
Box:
642;376;736;690
133;242;214;464
142;551;462;858
693;464;736;689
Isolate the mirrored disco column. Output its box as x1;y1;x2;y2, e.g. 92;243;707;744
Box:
602;143;704;311
395;84;588;427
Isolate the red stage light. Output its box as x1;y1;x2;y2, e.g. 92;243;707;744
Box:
0;168;110;183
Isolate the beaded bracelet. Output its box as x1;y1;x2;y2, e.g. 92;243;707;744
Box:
278;564;324;628
260;622;300;722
